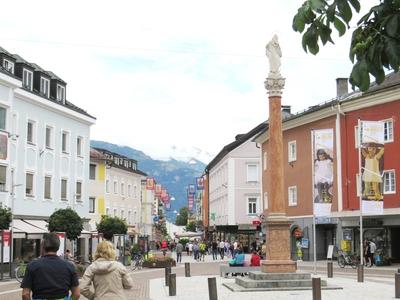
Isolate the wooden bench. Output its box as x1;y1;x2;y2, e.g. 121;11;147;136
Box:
219;264;261;278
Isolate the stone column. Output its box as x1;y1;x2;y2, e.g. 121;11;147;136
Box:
261;73;297;273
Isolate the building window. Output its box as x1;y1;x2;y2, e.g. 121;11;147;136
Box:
44;176;52;199
27;120;35;144
26;173;34;196
0;107;6;130
113;208;117;217
121;183;125;196
106;207;110;216
133;185;137;198
56;84;65;102
128;184;131;197
76;181;82;201
114;181;118;194
121;210;125;220
128;211;132;224
383;119;394;142
383;170;396;194
246;164;259;182
0;165;6;192
61;179;67;200
40;77;50;97
77;136;83;156
89;197;95;213
62;131;69;153
3;59;14;73
288;186;297;206
263;151;267;171
105;179;110;193
22;69;33;90
288;140;297;162
89;164;96;180
247;197;257;215
45;126;53;149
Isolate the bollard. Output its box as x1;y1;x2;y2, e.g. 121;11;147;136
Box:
327;261;333;278
395;272;400;298
185;262;191;277
165;267;171;286
208;277;218;300
357;264;364;282
312;277;321;300
169;273;176;296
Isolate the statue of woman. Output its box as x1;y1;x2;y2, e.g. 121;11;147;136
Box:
266;34;282;77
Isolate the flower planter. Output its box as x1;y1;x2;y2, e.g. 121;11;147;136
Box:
142;260;176;268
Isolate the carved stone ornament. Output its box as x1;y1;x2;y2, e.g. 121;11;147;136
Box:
264;77;286;97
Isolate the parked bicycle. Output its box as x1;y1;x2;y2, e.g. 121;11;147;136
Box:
15;261;27;283
129;253;144;271
337;250;358;269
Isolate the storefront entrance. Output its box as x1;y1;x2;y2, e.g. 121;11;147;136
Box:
390;227;400;262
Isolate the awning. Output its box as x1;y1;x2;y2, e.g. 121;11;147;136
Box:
24;219;49;231
79;229;92;239
13;219;47;239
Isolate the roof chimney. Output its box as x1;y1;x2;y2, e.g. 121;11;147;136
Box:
281;105;291;114
336;78;348;97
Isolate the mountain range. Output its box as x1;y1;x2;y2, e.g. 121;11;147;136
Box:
90;140;207;222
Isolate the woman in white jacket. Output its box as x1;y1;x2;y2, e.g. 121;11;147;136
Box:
81;241;133;299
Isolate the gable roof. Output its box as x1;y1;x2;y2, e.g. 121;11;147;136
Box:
205;121;268;172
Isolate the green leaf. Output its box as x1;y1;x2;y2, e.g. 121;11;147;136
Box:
326;3;336;22
385;38;400;71
310;0;325;10
348;0;361;13
350;58;370;91
386;15;399;38
337;0;353;24
334;17;346;36
293;13;306;32
320;24;333;45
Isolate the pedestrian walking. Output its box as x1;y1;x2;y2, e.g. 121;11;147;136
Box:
175;240;183;263
211;240;218;260
369;239;377;266
193;242;200;261
219;240;225;259
21;233;80;300
199;241;207;262
81;240;133;300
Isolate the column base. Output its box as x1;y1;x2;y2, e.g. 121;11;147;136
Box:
261;259;297;273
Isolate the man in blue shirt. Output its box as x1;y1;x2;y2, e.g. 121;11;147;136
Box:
21;233;80;300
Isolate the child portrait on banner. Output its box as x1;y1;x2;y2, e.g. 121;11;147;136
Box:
361;142;384;201
314;148;334;203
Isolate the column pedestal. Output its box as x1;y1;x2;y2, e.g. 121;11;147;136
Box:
261;215;297;273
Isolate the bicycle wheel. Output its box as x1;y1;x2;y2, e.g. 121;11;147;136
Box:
338;256;346;268
15;265;26;283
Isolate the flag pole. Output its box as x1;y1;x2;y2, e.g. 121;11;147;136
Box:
311;129;317;274
358;118;363;267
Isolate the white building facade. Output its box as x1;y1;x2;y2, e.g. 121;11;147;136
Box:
206;122;266;252
0;46;95;260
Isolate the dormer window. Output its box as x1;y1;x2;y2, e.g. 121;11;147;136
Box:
56;84;65;102
3;59;14;73
23;69;33;90
40;77;50;98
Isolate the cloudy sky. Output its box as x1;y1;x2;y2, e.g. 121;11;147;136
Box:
0;0;370;163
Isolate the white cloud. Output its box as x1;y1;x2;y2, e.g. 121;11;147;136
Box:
0;0;368;162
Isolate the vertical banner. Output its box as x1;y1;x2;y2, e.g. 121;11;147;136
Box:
155;184;162;197
146;178;155;190
56;232;66;257
312;129;334;216
361;121;384;215
2;230;10;263
196;177;204;190
188;184;195;195
188;194;194;211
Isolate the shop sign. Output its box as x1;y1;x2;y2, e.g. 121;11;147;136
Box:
343;229;352;241
301;238;309;248
238;224;257;230
252;220;261;225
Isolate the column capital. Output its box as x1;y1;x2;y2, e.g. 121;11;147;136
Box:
264;76;286;97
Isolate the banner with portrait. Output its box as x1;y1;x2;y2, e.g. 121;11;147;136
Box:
312;129;334;216
146;178;155;190
196;177;204;190
155;184;162;197
360;120;384;215
188;184;196;195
